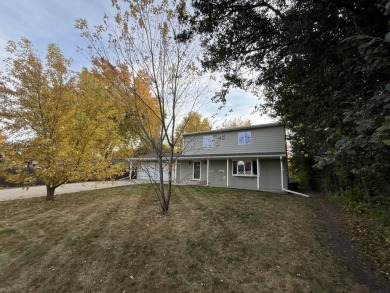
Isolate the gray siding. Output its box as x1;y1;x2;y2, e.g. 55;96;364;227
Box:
182;125;286;156
177;162;193;183
174;157;288;193
229;173;257;189
259;159;287;192
176;160;208;183
207;158;287;192
208;160;228;187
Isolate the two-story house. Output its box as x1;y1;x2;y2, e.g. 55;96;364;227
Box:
129;123;289;193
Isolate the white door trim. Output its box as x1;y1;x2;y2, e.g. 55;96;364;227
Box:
193;161;201;180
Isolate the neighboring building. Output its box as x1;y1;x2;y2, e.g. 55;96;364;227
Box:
128;123;288;193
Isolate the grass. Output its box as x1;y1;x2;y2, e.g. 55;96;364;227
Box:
331;191;390;281
0;184;368;292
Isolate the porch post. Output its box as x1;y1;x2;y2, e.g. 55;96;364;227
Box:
129;160;133;180
256;158;260;189
280;156;284;191
226;159;229;187
175;159;177;182
206;159;209;186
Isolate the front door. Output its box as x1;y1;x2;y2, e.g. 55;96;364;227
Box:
193;161;201;180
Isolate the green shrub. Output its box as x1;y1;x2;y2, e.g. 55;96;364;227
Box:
331;187;369;214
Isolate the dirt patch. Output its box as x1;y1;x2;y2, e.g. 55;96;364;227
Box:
306;190;390;293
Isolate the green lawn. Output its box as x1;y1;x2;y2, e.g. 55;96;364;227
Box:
0;185;367;292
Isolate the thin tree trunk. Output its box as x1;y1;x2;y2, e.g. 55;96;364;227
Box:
361;176;373;206
46;185;56;201
166;149;174;212
158;157;168;214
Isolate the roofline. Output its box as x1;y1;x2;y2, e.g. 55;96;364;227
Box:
178;153;286;160
128;154;180;161
128;152;286;161
182;122;283;136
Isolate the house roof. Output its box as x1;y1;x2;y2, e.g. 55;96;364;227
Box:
182;122;283;137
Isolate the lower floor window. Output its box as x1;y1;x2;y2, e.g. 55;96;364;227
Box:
232;160;257;176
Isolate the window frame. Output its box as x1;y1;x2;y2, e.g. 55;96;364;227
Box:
232;160;257;176
238;131;252;145
202;135;214;148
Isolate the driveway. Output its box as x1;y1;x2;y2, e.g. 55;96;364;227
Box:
0;180;146;202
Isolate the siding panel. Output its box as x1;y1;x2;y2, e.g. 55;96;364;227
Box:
178;162;193;183
183;125;286;156
259;159;286;192
208;160;228;187
229;175;257;189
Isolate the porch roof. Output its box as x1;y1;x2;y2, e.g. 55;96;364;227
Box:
128;152;286;161
177;152;286;160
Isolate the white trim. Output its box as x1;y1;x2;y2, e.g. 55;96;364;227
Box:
226;159;229;187
282;188;310;198
176;163;181;182
206;159;209;186
178;154;286;160
175;160;178;182
193;161;201;180
231;159;257;176
238;131;252;145
280;156;284;191
279;155;310;197
129;161;133;180
257;158;260;189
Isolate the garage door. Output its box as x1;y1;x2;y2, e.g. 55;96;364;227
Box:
137;161;175;182
137;162;157;180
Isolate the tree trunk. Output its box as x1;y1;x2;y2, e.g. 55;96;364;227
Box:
46;185;56;201
166;151;174;213
361;176;373;206
158;157;169;215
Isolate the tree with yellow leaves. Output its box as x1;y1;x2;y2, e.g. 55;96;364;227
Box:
0;39;125;200
93;60;161;155
222;117;252;129
174;111;212;151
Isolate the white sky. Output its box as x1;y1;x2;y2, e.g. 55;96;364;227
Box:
0;0;275;127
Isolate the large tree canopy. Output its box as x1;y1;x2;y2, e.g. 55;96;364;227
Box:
0;39;125;200
182;0;390;197
92;61;162;156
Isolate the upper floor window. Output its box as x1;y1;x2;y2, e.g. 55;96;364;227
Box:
203;135;213;148
238;131;252;145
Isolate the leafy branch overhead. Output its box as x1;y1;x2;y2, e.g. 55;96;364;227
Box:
183;0;390;197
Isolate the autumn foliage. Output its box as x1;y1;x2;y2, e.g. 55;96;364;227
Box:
0;39;126;200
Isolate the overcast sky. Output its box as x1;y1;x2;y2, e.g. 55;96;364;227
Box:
0;0;274;127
